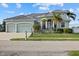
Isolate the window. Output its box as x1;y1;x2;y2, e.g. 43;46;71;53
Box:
61;22;65;27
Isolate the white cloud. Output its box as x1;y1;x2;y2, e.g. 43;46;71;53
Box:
67;8;79;14
76;8;79;12
59;3;64;7
33;3;64;11
62;8;75;13
62;8;67;10
1;3;8;8
19;12;25;15
5;10;15;13
16;3;21;9
33;3;49;10
39;6;49;10
19;12;32;15
69;8;74;12
33;3;64;7
48;3;64;7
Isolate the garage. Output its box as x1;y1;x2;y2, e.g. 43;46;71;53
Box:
17;23;32;33
4;14;36;33
7;23;15;32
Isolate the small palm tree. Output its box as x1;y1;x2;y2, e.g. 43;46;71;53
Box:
33;21;41;32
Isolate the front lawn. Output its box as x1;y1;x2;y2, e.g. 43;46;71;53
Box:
10;33;79;41
68;51;79;56
28;33;79;41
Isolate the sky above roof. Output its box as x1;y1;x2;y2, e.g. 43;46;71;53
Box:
0;3;79;27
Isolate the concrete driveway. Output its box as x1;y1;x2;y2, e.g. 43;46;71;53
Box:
0;32;26;40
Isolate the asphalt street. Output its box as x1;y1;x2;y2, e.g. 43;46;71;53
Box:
0;41;79;56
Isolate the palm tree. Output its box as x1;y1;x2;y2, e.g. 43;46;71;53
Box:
66;10;76;20
52;12;62;31
52;10;76;32
62;10;76;33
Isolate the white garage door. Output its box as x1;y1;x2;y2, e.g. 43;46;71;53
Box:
7;23;15;32
17;23;32;33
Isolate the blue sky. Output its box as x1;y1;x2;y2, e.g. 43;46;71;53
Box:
0;3;79;27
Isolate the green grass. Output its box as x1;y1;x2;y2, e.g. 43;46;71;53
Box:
10;38;25;41
69;51;79;56
10;33;79;41
28;33;79;40
31;33;79;38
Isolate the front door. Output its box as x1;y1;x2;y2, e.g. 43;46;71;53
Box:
47;19;52;29
42;21;46;29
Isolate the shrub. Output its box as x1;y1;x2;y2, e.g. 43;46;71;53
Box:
57;28;63;33
63;28;73;33
56;28;73;33
33;22;41;32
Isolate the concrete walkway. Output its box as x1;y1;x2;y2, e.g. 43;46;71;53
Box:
0;41;79;56
0;32;31;40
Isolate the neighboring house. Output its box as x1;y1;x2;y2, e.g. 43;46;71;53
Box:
72;27;79;33
4;10;71;33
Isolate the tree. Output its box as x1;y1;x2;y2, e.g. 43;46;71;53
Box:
0;21;6;32
66;10;76;20
0;24;3;31
2;21;6;32
52;12;62;31
33;21;41;32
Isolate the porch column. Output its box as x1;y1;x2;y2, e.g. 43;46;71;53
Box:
45;21;47;29
53;21;54;29
15;23;17;33
59;23;61;28
57;22;60;28
40;21;42;30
